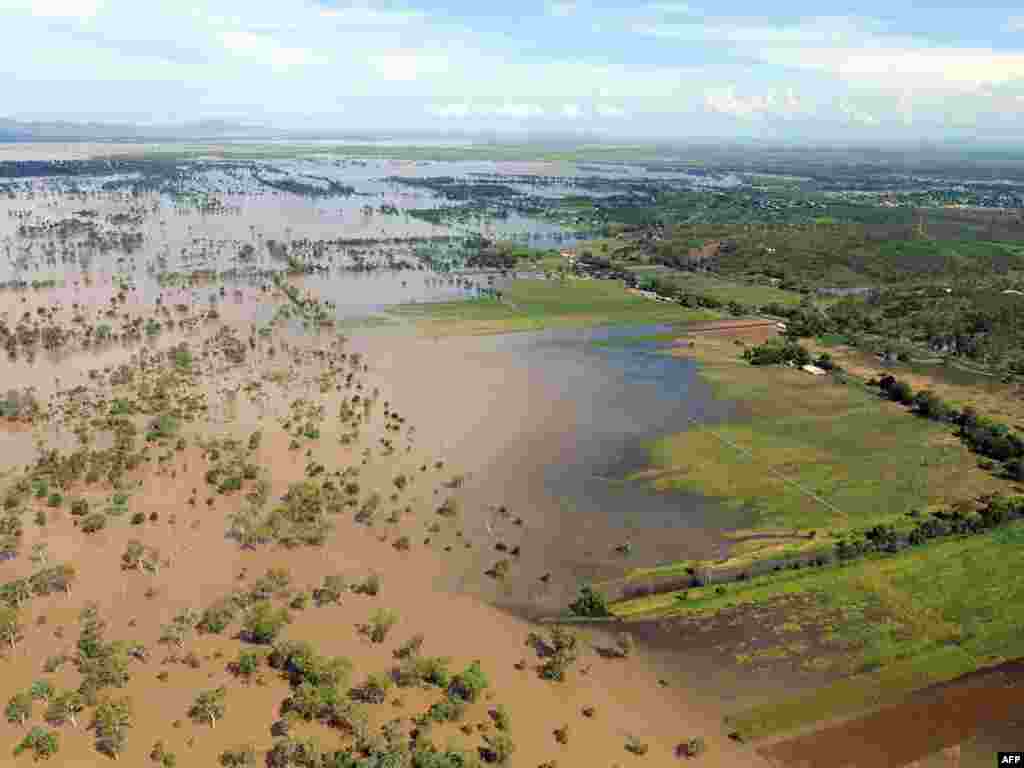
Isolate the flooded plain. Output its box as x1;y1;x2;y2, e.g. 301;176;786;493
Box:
0;146;777;767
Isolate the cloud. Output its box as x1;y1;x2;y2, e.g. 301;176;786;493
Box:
220;30;319;71
1008;16;1024;32
703;86;811;120
547;2;576;17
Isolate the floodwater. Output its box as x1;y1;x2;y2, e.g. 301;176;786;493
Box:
0;151;750;611
351;324;739;614
0;150;789;767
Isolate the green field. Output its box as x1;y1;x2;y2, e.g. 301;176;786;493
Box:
633;269;807;308
389;278;716;334
612;522;1024;740
634;339;1003;535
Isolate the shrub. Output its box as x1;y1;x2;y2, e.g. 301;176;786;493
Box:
490;704;511;731
393;633;424;660
13;726;59;760
625;736;648;756
81;513;106;534
198;599;237;634
243;602;291;644
219;744;257;767
481;732;515;765
448;661;489;703
426;697;465;723
70;499;89;517
568;585;609;617
314;575;346;606
681;736;706;757
354;573;380;596
368;608;398;643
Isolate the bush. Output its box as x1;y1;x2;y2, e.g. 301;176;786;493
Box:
70;499;89;517
243;603;291;644
13;726;59;760
81;513;106;534
568;585;609;617
681;736;706;757
368;608;398;643
625;736;648;756
490;704;511;731
219;745;257;767
481;732;515;765
426;697;465;723
198;599;237;635
448;661;489;703
354;573;380;596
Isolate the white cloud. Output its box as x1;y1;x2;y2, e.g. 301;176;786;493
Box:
220;30;319;71
561;103;582;119
703;86;813;120
1008;16;1024;32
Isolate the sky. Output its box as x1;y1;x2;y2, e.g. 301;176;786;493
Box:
2;0;1024;142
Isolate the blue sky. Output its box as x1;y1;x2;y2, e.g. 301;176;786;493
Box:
2;0;1024;141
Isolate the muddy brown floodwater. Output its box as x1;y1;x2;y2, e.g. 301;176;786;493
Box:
0;163;781;767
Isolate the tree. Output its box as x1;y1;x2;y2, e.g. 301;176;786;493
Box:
0;605;21;648
160;609;199;648
367;608;397;643
243;602;291;644
121;540;144;570
30;542;49;569
448;661;489;703
13;726;59;760
219;744;257;767
568;585;609;618
539;626;579;682
5;692;32;725
29;680;54;703
189;687;227;728
94;697;133;760
46;690;84;728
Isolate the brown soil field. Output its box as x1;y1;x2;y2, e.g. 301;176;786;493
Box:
758;660;1024;768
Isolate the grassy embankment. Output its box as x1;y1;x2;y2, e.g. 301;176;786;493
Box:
389;277;717;335
610;329;1022;741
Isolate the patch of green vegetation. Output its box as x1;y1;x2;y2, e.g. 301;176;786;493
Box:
636;270;805;308
636;350;1001;533
613;522;1024;739
392;278;716;334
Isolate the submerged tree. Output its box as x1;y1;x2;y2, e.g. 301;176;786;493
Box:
93;697;133;760
189;687;227;728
